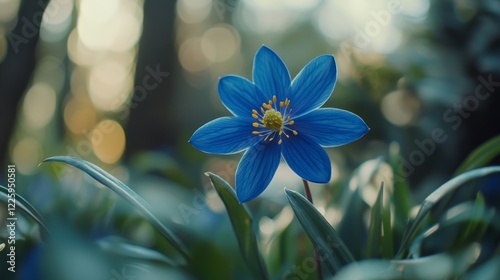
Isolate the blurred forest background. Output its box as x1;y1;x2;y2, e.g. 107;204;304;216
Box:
0;0;499;279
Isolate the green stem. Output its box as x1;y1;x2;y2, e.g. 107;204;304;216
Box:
302;179;323;280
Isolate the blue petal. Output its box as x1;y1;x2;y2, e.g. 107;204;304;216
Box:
189;117;261;155
293;108;369;147
282;135;331;183
253;46;291;101
219;75;267;117
236;141;281;202
289;55;337;117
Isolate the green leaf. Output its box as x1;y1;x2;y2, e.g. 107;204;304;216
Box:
381;198;394;259
97;236;176;266
334;245;481;279
206;172;269;280
459;193;489;244
389;142;412;231
0;184;50;237
42;156;191;264
409;201;499;258
265;208;296;276
331;259;400;280
396;166;500;258
393;245;481;279
364;181;394;259
285;188;355;275
337;158;385;258
454;135;500;176
366;183;383;258
466;255;500;279
336;187;366;258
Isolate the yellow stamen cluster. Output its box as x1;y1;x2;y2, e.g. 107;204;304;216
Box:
262;109;283;130
251;95;298;144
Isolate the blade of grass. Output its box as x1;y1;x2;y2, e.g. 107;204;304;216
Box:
206;172;269;280
409;201;499;258
286;188;355;275
338;158;385;258
381;196;394;259
395;166;500;258
366;183;383;258
389;142;412;231
42;156;191;264
0;184;50;237
432;136;500;228
454;135;500;176
459;193;487;245
392;244;481;279
97;236;176;266
329;244;481;280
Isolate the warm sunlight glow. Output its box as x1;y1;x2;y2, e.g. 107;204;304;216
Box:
92;120;126;164
77;0;142;51
64;95;98;135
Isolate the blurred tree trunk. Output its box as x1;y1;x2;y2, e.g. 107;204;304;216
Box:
0;0;49;166
125;0;179;159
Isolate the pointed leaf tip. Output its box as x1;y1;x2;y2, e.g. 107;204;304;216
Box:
286;188;355;275
40;156;192;263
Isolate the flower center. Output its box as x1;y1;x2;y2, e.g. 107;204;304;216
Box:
251;95;298;145
262;109;283;131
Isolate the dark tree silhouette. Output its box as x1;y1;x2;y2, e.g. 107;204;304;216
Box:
124;0;179;159
0;1;50;166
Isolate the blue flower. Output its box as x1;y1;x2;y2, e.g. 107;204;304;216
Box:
190;46;368;203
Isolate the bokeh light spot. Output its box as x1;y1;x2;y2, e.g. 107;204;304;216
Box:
176;0;211;24
64;95;98;135
67;29;104;66
12;137;40;175
201;25;240;63
370;25;402;53
179;37;210;72
92;120;126;164
22;83;57;129
76;0;141;51
239;0;320;34
40;0;73;42
0;0;20;23
381;90;421;126
88;60;131;111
